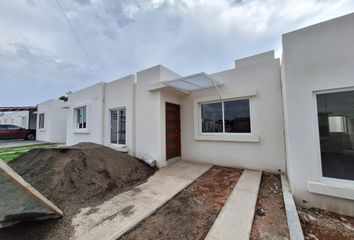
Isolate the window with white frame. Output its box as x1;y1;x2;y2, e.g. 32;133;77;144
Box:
75;106;87;129
110;107;126;145
201;99;251;133
316;90;354;181
38;113;45;129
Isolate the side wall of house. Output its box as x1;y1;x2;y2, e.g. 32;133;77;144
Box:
50;100;67;143
104;75;135;155
180;52;286;172
282;13;354;215
66;83;105;146
36;99;67;143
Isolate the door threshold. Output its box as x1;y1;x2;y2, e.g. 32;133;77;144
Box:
167;157;181;166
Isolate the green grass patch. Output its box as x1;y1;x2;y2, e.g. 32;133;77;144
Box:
0;144;59;163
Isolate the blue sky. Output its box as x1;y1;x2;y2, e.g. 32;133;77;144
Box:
1;0;354;106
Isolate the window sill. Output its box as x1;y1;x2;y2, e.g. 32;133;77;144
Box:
307;181;354;200
109;143;128;152
38;129;46;132
74;129;89;134
194;134;260;142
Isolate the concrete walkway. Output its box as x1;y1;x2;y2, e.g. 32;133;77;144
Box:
0;140;46;149
71;161;212;240
205;169;262;240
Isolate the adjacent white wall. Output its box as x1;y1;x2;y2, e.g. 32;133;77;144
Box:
282;13;354;216
66;82;105;146
36;99;67;143
135;65;181;167
0;111;29;128
104;75;135;155
180;51;286;172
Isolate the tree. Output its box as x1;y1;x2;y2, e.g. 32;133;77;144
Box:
58;96;68;102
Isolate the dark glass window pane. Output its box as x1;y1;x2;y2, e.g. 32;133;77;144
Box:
201;102;223;132
76;106;87;129
110;110;118;144
7;125;20;130
316;90;354;181
39;113;45;129
224;99;251;133
118;108;126;144
82;106;87;126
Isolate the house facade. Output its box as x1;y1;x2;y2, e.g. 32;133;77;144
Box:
36;99;67;143
281;13;354;215
0;111;30;129
0;110;36;130
40;12;354;216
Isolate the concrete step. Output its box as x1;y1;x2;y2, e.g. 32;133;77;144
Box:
205;169;262;240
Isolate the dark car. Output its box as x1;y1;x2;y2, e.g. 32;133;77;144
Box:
0;124;36;140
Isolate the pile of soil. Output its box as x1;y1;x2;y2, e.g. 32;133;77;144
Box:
120;166;243;240
250;172;290;239
0;142;156;240
298;206;354;240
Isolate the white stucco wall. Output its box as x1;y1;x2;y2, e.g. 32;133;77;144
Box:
180;51;286;172
135;65;182;167
0;111;29;128
36;99;67;143
282;13;354;215
104;75;135;155
66;82;105;146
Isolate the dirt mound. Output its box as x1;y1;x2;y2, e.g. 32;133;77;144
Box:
9;142;156;206
0;142;155;240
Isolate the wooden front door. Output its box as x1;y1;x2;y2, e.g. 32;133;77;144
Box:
166;102;181;160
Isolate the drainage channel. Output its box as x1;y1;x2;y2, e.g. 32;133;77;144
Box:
250;172;290;240
119;166;243;240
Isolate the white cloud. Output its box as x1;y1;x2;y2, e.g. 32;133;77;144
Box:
0;0;354;105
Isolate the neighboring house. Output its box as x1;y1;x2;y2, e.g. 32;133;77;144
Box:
65;76;136;153
0;108;37;130
0;111;29;128
281;13;354;216
36;99;67;143
47;12;354;216
66;82;106;146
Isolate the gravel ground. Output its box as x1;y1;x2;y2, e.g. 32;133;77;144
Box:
119;166;243;240
298;206;354;240
250;172;290;240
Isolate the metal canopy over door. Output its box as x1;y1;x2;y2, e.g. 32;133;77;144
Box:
166;102;181;160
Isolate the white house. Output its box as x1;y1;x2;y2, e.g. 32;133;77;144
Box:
281;13;354;215
65;57;286;172
36;99;67;143
0;111;30;128
66;82;106;146
0;108;36;130
46;12;354;216
65;75;136;153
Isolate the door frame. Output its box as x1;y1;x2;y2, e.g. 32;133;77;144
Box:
313;87;354;185
109;107;127;146
165;102;181;160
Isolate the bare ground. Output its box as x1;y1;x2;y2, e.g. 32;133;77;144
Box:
250;172;290;240
119;166;243;240
0;142;155;240
298;206;354;240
